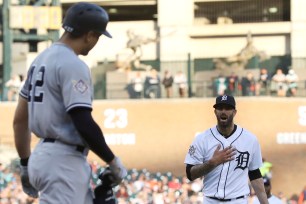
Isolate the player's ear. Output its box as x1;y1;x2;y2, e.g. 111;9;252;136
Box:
84;31;92;42
87;31;101;41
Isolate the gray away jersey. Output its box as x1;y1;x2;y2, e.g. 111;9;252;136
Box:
184;125;263;199
20;42;93;146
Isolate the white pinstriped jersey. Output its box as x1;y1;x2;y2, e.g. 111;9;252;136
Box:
20;42;93;146
184;125;263;199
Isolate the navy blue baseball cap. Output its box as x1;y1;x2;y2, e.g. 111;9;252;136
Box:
213;95;236;109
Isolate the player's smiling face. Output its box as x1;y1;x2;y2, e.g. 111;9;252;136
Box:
214;104;236;127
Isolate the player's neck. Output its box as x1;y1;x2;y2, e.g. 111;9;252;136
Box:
217;124;236;138
58;34;83;55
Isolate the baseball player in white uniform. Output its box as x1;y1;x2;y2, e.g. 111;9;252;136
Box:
13;3;127;204
184;95;268;204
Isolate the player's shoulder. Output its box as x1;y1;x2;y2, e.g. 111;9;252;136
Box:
194;127;215;140
50;43;87;67
240;125;258;141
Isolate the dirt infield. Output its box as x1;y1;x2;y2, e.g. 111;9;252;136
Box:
1;97;306;197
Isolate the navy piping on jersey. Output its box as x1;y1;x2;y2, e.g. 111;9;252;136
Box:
20;92;27;99
66;103;92;112
209;128;224;198
223;128;243;198
210;126;244;199
20;90;27;98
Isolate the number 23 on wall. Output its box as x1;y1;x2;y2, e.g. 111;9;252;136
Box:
104;108;128;129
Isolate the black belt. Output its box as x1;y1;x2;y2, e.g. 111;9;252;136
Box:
43;138;86;153
207;195;245;202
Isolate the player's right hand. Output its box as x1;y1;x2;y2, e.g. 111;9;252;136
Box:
211;144;236;166
108;157;127;186
20;165;39;198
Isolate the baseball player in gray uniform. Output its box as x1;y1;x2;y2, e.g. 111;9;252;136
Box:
184;95;268;204
13;2;127;204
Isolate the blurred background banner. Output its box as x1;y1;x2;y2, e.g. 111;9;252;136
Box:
9;6;62;30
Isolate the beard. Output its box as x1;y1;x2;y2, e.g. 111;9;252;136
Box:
217;113;234;128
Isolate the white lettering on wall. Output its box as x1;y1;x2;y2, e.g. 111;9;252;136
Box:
104;108;128;129
276;132;306;144
105;133;136;145
298;106;306;126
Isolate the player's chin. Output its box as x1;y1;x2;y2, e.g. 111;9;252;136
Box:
218;119;230;126
81;51;90;56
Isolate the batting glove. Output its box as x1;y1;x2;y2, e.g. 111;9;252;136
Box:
108;157;127;187
20;165;39;198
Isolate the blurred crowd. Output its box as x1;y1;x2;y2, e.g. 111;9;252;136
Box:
127;69;188;99
0;67;301;101
127;67;300;99
213;68;299;97
1;160;305;204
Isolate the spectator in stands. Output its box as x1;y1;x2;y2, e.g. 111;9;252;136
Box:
144;68;161;98
162;70;174;98
227;72;239;96
286;69;299;97
277;191;288;204
241;71;256;96
272;68;287;97
174;70;188;98
168;175;181;190
289;194;299;204
5;74;21;101
116;183;129;200
131;71;144;99
214;74;228;96
253;177;282;204
298;186;306;204
256;68;270;96
260;158;273;179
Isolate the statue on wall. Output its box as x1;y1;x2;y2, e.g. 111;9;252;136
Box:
116;29;159;71
213;32;269;71
116;29;175;72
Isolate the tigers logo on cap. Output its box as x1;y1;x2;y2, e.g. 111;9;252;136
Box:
213;95;236;109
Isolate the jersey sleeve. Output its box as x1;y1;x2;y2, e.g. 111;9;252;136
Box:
249;138;263;171
20;77;29;99
20;66;35;99
184;134;205;165
58;61;93;112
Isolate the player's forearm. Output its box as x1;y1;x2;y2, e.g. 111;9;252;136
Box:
190;160;217;180
14;127;31;159
251;178;269;204
69;108;115;163
13;97;31;159
81;124;115;163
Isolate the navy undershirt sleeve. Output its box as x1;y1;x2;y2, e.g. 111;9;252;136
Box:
68;107;115;163
248;168;262;181
186;164;194;181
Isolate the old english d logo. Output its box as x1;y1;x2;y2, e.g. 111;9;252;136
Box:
234;150;250;170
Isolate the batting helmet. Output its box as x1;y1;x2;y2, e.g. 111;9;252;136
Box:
62;2;112;38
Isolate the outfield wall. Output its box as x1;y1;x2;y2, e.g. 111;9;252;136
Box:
1;97;306;196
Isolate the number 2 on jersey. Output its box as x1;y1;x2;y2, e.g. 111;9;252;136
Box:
28;65;45;102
